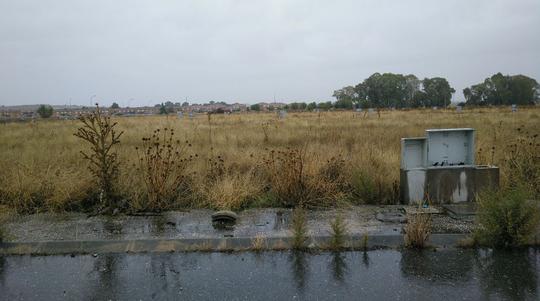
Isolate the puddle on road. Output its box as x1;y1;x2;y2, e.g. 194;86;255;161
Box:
1;248;539;300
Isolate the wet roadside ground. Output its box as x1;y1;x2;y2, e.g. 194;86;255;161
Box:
1;249;540;301
1;206;476;254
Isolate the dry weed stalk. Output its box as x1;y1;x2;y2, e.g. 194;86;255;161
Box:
74;104;123;210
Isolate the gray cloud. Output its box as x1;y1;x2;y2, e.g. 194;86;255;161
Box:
1;0;539;106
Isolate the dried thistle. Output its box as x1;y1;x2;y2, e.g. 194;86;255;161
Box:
73;104;123;211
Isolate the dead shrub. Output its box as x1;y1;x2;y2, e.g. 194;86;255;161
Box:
404;213;432;248
198;172;263;210
261;148;346;208
503;128;539;198
136;127;194;211
74;104;123;211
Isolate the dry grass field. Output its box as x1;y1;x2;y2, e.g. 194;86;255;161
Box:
0;107;538;213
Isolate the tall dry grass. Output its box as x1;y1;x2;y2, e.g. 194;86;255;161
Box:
0;107;538;213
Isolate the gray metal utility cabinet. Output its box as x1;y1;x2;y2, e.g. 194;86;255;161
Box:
400;128;499;204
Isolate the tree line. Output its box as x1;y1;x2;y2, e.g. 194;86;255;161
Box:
333;73;455;109
334;72;539;108
463;73;539;106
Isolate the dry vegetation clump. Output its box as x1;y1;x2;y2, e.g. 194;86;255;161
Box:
404;213;432;248
135;127;194;211
251;233;267;251
502;128;539;198
198;172;263;210
475;186;539;248
260;148;348;208
0;107;538;213
0;164;92;213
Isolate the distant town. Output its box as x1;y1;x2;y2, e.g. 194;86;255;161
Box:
0;101;293;121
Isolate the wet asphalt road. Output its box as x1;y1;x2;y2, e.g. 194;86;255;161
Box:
1;249;539;301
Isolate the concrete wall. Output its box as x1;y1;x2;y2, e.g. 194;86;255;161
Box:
400;166;499;204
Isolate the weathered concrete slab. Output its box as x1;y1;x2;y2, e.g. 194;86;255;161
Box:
2;207;406;243
0;234;470;255
0;206;480;254
442;203;477;218
375;212;407;223
403;206;442;215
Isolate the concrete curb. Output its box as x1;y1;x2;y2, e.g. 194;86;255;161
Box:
0;234;469;255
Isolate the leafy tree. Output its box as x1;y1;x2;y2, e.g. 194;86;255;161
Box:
334;98;353;109
250;103;261;111
110;102;120;109
405;74;421;105
333;86;356;103
334;72;454;109
411;90;428;108
159;103;168;114
317;101;333;110
307;102;317;111
463;73;539;106
422;77;455;107
37;105;54;118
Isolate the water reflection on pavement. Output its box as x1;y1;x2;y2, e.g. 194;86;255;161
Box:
1;248;539;300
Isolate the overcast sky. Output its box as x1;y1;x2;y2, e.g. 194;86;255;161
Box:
1;0;539;107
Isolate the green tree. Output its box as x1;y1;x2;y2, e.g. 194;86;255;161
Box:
422;77;455;107
317;101;333;110
111;102;120;109
352;73;414;108
335;73;455;109
463;73;539;106
333;86;356;103
250;103;261;111
159;103;168;114
334;98;353;109
37;105;54;118
307;102;317;111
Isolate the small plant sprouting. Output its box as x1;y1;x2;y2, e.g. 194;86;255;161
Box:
291;208;309;250
251;233;267;252
361;233;369;251
74;103;123;211
329;214;348;250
